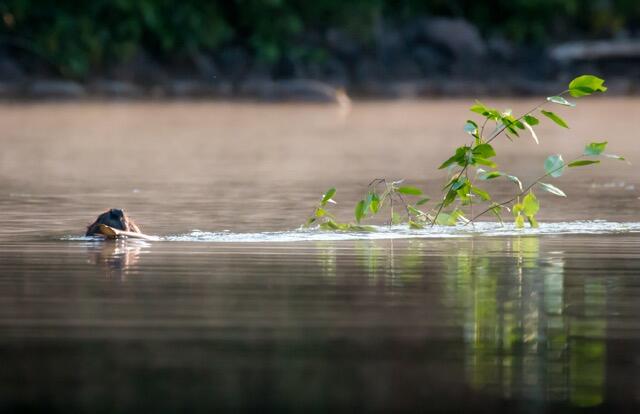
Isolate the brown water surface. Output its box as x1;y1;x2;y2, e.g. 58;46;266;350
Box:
0;99;639;412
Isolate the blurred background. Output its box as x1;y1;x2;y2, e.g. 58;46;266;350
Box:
0;0;639;100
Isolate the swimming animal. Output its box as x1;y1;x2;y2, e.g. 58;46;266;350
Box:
86;208;141;236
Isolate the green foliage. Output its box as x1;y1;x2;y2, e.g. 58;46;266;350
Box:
305;75;626;231
568;160;600;167
512;193;539;228
321;187;336;205
547;96;575;107
305;187;338;227
354;200;366;223
463;120;478;135
544;154;565;178
477;170;523;191
439;146;470;169
3;0;232;77
584;142;607;156
397;186;423;196
569;75;608;98
4;2;640;78
604;154;626;162
522;193;539;216
538;182;566;197
541;110;569;128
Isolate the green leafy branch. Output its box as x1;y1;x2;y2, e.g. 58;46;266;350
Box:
468;140;625;227
303;75;626;231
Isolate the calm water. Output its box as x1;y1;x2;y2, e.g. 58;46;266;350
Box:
1;99;639;412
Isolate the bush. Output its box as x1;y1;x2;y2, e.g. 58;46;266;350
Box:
0;0;638;77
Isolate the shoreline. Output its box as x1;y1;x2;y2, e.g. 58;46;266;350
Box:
0;76;637;102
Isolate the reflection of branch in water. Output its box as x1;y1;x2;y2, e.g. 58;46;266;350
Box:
442;237;606;408
86;240;142;279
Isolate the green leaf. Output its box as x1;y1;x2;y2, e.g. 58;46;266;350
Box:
470;101;500;119
409;220;424;229
500;117;520;137
397;186;423;196
474;157;497;168
470;101;488;115
439;146;469;169
321;187;336;205
362;193;372;213
368;192;381;213
568;160;600;167
471;186;491;201
506;174;523;191
584;141;607;156
541;110;569;128
450;209;468;225
604;154;626;162
568;75;607;97
315;208;327;217
527;216;539;228
472;143;496;158
522;192;540;216
442;189;457;208
347;224;376;232
524;115;539;126
320;221;376;232
464;120;477;134
306;217;316;226
451;177;467;191
478;170;521;190
478;171;503;180
538;182;567;197
391;212;403;225
320;220;340;230
354;200;366;223
515;214;525;228
513;203;524;216
435;213;451;226
544;154;565;178
546;96;575;107
416;197;430;206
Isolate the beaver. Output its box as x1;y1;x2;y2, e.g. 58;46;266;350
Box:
86;208;141;236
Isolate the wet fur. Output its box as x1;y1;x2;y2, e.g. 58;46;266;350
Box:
86;209;141;236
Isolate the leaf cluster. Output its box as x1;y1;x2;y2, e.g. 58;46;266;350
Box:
304;75;626;231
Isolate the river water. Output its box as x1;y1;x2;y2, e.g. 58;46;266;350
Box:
0;99;639;412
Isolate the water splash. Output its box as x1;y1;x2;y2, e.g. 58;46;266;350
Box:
161;221;640;242
62;221;640;243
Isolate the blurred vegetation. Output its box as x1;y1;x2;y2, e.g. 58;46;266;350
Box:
0;0;639;77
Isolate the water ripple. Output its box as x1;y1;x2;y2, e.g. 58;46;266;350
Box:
62;220;640;243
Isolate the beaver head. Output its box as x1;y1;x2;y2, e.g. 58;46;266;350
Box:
86;208;141;236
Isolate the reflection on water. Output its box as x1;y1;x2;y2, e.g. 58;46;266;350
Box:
451;237;605;408
2;235;637;412
86;240;144;278
322;237;610;409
